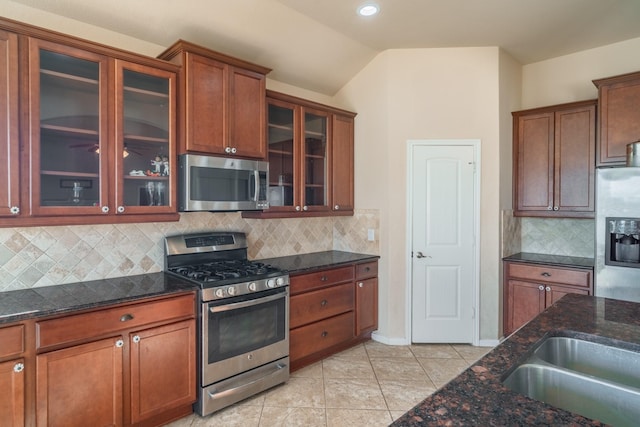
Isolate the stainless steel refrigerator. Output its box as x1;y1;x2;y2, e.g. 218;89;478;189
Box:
595;167;640;302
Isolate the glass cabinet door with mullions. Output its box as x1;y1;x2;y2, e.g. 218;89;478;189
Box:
267;101;297;209
29;40;109;215
115;62;175;214
302;108;329;211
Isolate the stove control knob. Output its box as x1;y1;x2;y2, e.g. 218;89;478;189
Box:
227;286;236;296
267;279;276;288
276;277;285;286
248;282;257;292
215;289;225;298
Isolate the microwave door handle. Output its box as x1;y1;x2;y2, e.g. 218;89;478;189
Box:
252;170;260;201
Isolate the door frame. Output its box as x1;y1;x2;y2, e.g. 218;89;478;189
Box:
405;139;481;345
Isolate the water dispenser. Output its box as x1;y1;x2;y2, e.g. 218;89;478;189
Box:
606;218;640;267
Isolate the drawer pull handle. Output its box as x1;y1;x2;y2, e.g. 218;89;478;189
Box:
120;314;134;322
321;331;328;338
541;272;551;277
321;299;328;306
320;276;328;282
365;267;370;272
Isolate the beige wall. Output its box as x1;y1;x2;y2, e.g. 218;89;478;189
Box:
334;47;508;342
522;37;640;109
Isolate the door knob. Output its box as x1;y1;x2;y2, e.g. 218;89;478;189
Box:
416;252;430;259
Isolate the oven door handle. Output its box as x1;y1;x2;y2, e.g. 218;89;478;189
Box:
209;291;286;313
207;361;288;399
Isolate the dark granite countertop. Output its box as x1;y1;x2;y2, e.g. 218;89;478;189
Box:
503;252;594;269
0;273;197;325
392;293;640;426
258;250;379;275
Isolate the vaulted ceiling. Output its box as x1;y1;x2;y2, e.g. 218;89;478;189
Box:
7;0;640;95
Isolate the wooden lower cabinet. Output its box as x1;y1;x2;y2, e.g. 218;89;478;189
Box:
34;293;196;427
0;358;25;427
36;337;123;427
503;261;592;336
289;260;378;371
129;320;196;424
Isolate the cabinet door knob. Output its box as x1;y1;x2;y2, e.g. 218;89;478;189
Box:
320;299;328;306
101;206;110;213
231;147;237;154
117;205;125;213
547;206;552;211
538;285;545;291
132;335;141;343
225;147;231;153
295;206;301;211
303;205;308;211
115;339;124;348
13;362;24;373
321;331;328;338
546;286;551;292
553;206;559;211
10;206;19;214
334;205;339;210
358;282;364;287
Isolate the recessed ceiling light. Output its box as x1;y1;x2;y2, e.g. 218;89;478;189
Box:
357;3;379;17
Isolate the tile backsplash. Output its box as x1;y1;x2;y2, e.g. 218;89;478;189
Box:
0;209;379;292
520;217;595;258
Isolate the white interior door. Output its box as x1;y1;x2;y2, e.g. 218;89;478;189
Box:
410;142;477;343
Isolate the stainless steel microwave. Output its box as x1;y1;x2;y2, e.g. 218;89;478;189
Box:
178;154;269;211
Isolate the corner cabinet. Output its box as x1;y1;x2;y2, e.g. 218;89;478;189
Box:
593;71;640;166
503;261;592;336
0;323;27;427
0;29;20;217
512;100;596;218
158;40;270;159
243;91;356;218
289;260;378;371
0;17;179;227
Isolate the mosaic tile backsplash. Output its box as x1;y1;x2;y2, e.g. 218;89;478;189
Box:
0;210;379;292
520;217;595;258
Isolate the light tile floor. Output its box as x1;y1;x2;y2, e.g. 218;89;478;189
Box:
165;341;493;427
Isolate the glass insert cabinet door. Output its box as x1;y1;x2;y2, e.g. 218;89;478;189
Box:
114;61;175;214
267;101;296;209
29;39;109;215
302;108;329;211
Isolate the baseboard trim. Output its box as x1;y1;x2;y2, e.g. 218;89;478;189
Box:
371;331;410;346
478;338;501;347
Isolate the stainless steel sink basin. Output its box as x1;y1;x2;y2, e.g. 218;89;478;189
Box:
503;335;640;426
534;336;640;389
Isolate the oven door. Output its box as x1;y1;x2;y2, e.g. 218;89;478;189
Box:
202;286;289;386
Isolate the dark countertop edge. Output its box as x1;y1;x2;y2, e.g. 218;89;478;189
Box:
257;250;380;275
392;293;640;426
0;274;198;326
503;251;594;269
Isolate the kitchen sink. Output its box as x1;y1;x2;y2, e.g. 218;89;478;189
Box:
503;335;640;426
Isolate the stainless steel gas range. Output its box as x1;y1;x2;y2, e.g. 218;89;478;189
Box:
164;231;290;416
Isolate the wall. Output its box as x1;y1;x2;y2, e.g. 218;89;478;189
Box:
0;211;379;292
334;47;508;343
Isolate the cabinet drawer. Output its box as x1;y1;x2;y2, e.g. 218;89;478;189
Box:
290;312;354;361
290;266;354;295
290;283;354;328
507;263;591;288
36;293;195;350
355;261;378;280
0;324;24;358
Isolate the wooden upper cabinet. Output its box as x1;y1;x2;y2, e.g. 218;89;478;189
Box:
0;29;19;218
158;40;270;159
244;91;356;218
331;114;355;212
512;100;595;218
593;71;640;166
